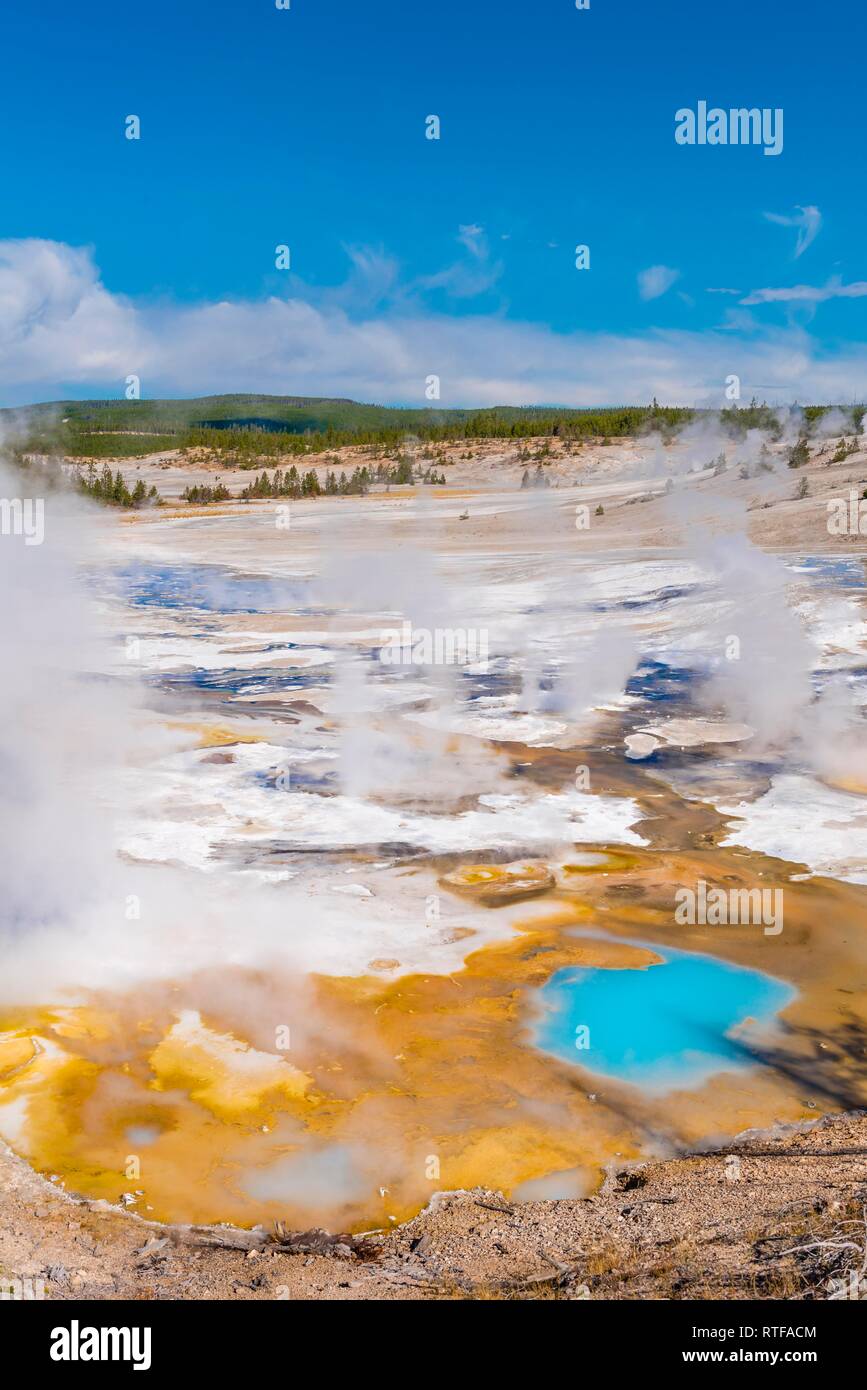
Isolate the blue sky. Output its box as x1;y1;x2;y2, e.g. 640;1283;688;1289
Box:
0;0;864;407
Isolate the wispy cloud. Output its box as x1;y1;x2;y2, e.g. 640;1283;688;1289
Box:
740;278;867;305
1;239;866;408
322;245;403;311
414;223;503;300
764;205;822;258
638;265;680;301
456;223;485;256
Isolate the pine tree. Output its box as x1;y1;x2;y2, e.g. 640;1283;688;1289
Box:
788;437;810;469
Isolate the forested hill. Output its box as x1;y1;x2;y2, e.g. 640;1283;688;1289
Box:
1;394;854;461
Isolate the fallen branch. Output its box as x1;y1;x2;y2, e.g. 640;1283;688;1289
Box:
715;1148;867;1160
170;1223;381;1261
619;1196;678;1207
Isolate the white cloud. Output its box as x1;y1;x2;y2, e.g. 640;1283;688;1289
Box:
0;240;140;383
740;278;867;306
1;239;866;408
764;205;822;258
637;265;680;301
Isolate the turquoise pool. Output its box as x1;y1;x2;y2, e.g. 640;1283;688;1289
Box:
532;940;795;1093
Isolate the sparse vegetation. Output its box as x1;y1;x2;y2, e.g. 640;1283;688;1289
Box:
830;437;859;464
521;463;551;489
787;437;810;469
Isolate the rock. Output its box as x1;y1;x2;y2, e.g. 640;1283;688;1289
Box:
625;733;659;760
640;718;754;749
440;861;555;906
134;1238;169;1258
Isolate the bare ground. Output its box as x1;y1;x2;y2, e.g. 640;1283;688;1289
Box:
3;1111;866;1301
112;431;867;561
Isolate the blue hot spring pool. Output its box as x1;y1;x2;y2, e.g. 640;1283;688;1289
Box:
531;941;796;1093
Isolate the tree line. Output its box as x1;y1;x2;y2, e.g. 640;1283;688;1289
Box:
74;463;160;507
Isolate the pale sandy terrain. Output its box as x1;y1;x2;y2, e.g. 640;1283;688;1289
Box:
106;430;867;559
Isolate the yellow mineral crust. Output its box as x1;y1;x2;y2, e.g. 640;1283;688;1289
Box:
0;834;863;1233
0;906;660;1227
168;721;266;748
148;1011;314;1121
0;1034;42;1083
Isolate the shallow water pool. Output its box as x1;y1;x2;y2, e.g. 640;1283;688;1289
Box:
532;941;795;1093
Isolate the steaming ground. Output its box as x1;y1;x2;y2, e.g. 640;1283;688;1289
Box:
1;424;867;1232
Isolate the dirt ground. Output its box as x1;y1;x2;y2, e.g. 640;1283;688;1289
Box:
109;430;867;560
3;1110;865;1301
